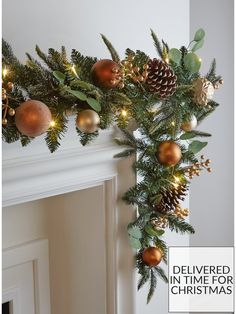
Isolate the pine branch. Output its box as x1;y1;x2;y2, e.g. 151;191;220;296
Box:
76;128;99;146
138;270;150;290
155;238;168;263
154;266;168;283
150;29;163;58
114;148;135;158
100;34;120;62
168;215;195;234
45;114;68;153
206;58;216;81
20;135;31;147
147;269;157;303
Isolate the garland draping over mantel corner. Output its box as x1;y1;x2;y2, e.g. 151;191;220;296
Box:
2;28;222;303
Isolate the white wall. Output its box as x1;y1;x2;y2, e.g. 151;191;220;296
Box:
3;0;190;62
189;0;234;247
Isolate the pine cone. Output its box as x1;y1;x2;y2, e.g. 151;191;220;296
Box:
156;183;188;213
146;59;177;98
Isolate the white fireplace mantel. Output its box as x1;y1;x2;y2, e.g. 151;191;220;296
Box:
3;117;125;207
3;116;136;314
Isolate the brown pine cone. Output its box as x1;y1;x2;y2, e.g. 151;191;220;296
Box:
146;58;177;98
156;183;188;213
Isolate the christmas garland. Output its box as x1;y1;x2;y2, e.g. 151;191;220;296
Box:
2;29;222;303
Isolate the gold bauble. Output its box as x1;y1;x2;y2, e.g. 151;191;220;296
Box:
2;118;7;125
8;108;15;116
181;115;197;132
15;100;52;137
142;247;162;267
76;109;100;134
192;78;215;106
157;140;182;167
7;82;14;91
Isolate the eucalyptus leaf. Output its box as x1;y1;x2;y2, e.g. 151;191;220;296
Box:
145;225;165;237
184;53;201;73
188;140;208;154
129;237;142;249
180;132;196;140
192;39;204;52
180;130;212;140
72;80;94;90
128;226;142;239
53;70;66;84
86;97;101;112
194;28;205;42
67;89;87;101
169;48;182;64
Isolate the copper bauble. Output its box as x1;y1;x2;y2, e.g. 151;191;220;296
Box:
91;59;121;89
142;247;162;267
192;78;215;106
181;115;197;132
76;109;100;133
15;100;52;137
157;140;182;167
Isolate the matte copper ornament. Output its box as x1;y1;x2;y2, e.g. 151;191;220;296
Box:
192;77;215;106
157;140;182;166
76;109;100;133
15;100;52;137
142;247;162;267
91;59;121;89
181;115;197;132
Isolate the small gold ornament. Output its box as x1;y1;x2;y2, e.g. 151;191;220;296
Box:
7;82;14;91
192;77;215;106
142;247;163;267
119;54;149;86
181;115;197;132
174;205;189;219
76;109;100;134
157;140;182;167
219;79;224;85
2;118;7;125
184;155;212;179
8;108;15;116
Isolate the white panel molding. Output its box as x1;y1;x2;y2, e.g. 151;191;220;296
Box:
3;118;123;207
3;239;51;314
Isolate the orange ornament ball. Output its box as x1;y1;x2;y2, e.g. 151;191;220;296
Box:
15;100;52;137
157;140;182;167
91;59;121;89
142;247;163;267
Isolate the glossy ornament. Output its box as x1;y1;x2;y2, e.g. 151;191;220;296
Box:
181;115;197;132
91;59;121;89
157;140;182;166
76;109;100;133
15;100;52;137
192;77;215;106
142;247;162;267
